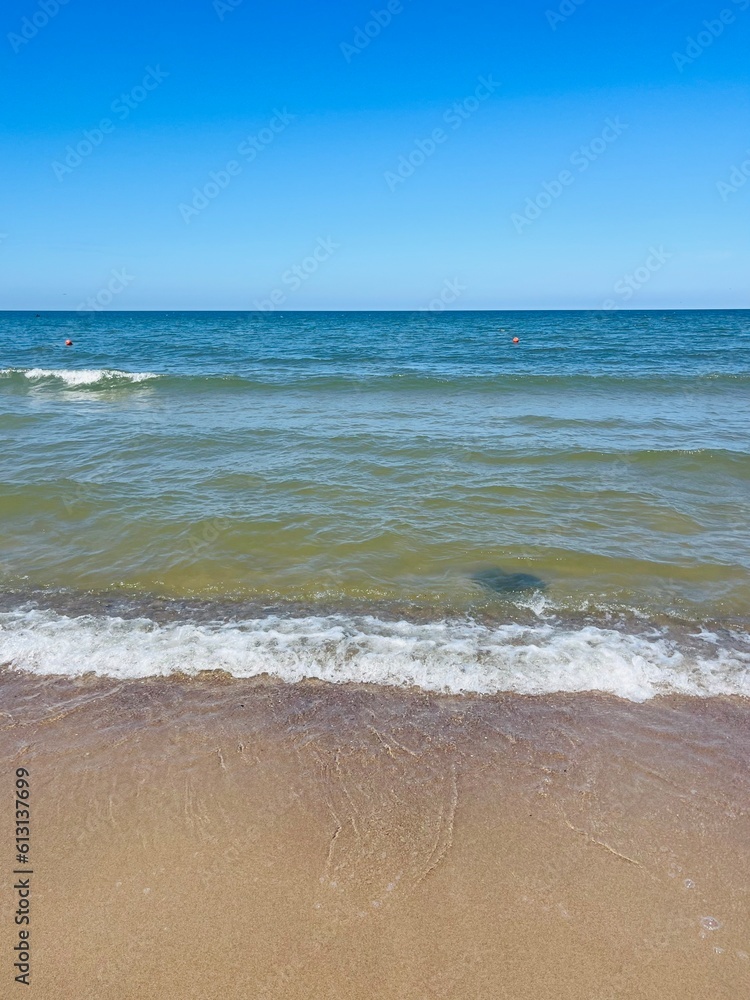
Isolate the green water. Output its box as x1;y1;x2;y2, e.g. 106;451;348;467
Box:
1;310;748;623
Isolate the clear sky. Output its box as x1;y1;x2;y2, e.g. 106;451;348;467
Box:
2;0;749;310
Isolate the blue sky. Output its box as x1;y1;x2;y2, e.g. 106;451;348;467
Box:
2;0;748;309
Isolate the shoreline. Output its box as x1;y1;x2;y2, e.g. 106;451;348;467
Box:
3;594;750;702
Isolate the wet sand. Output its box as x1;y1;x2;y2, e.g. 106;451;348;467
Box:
1;670;749;999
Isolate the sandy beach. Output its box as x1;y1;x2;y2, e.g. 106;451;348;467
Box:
3;669;748;999
3;0;748;989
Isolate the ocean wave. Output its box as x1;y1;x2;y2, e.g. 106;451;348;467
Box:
1;367;749;394
1;609;748;702
0;368;159;387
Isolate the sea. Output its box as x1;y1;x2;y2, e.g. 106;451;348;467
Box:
1;309;749;702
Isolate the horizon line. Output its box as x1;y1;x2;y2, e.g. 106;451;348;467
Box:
3;307;749;315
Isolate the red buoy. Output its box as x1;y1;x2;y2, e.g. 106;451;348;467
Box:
65;339;73;346
512;337;520;344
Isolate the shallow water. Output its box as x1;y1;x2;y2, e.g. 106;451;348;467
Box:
1;310;748;696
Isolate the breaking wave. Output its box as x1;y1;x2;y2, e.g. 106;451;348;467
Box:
0;368;159;387
2;608;749;702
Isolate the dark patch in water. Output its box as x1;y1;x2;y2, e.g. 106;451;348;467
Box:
471;567;547;595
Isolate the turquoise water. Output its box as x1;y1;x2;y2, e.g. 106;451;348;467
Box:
1;310;749;698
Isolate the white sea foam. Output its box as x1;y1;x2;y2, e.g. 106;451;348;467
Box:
1;609;748;702
1;368;158;386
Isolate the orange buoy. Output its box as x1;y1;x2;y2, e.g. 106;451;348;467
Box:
512;337;520;344
65;339;73;346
